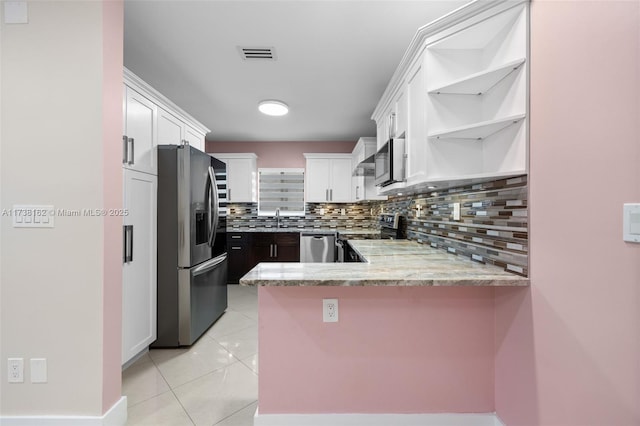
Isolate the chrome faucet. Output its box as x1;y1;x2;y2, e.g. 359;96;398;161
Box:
275;208;280;228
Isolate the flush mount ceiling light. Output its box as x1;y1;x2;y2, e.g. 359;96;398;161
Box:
258;100;288;116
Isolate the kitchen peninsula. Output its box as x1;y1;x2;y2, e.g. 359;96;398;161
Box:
241;241;528;424
242;239;528;287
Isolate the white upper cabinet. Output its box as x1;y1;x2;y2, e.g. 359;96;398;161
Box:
157;107;184;145
157;108;206;152
394;86;408;138
210;153;258;203
124;68;209;165
305;154;352;203
351;137;387;202
184;126;206;152
376;119;387;151
405;54;428;186
371;0;529;191
123;86;157;175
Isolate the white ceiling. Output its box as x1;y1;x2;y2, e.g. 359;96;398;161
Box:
124;0;469;142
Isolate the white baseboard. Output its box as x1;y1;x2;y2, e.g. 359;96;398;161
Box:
0;396;127;426
254;408;506;426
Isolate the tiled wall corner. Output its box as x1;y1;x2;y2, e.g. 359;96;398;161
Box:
378;176;529;276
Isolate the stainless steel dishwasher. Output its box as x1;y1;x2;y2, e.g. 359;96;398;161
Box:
300;233;336;262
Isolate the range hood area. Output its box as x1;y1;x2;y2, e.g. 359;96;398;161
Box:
352;153;375;176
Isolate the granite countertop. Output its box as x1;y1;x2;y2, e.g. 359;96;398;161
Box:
240;239;529;287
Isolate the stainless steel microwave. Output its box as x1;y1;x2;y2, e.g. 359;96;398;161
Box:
374;137;405;187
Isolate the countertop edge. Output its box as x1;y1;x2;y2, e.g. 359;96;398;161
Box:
239;278;530;287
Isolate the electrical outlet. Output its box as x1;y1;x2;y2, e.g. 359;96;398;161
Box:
323;298;339;323
319;208;325;215
452;202;461;221
341;208;346;216
8;358;24;383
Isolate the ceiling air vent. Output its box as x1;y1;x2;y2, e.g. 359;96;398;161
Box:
238;46;277;61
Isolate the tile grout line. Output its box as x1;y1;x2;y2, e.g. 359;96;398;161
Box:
210;400;259;426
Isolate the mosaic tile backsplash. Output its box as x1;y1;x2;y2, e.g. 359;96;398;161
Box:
225;175;528;276
226;202;378;230
380;175;528;276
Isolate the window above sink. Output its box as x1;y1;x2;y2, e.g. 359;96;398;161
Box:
258;168;305;217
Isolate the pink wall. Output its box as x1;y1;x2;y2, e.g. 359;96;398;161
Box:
101;0;124;412
259;286;495;414
206;140;357;168
495;1;640;425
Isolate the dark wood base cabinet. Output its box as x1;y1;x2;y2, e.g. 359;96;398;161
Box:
227;232;300;284
249;232;300;265
227;233;251;284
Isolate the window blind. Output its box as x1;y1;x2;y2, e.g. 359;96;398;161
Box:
258;169;305;216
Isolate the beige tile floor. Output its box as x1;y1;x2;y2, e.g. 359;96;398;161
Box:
123;285;258;426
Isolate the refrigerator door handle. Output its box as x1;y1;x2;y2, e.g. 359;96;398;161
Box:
207;166;219;247
192;253;227;277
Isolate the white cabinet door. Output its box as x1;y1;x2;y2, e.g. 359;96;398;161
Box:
123;87;157;175
184;126;205;152
122;169;157;365
305;158;331;202
226;158;257;202
210;154;258;203
376;120;386;150
405;57;428;185
352;175;364;202
158;108;206;152
351;138;387;202
329;158;352;202
157;108;184;146
395;87;408;138
351;142;364;202
305;155;353;202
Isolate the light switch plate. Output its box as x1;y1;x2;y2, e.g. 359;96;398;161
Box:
30;358;47;383
12;205;54;228
623;203;640;243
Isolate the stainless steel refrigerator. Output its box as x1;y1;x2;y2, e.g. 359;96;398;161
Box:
153;144;227;347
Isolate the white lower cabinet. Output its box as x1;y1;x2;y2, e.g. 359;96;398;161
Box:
123;86;157;175
122;169;157;365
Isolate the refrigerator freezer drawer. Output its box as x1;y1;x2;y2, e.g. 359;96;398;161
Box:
177;253;228;346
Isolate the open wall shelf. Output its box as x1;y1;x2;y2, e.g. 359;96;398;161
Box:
428;114;525;141
428;58;526;95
